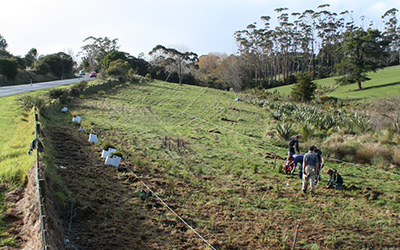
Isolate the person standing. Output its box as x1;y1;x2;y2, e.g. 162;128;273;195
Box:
313;146;325;184
287;135;300;160
302;146;320;194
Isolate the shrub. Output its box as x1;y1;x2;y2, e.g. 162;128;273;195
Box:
300;123;312;142
17;95;44;111
318;95;338;105
70;111;81;117
323;135;358;161
0;58;19;79
290;73;317;103
49;89;66;99
276;122;293;140
394;147;400;166
110;152;123;158
356;143;392;165
102;141;116;151
34;60;50;75
70;81;88;97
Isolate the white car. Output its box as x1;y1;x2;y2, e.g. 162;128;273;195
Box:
79;70;85;76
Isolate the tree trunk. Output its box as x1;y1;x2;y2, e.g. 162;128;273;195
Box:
357;81;362;90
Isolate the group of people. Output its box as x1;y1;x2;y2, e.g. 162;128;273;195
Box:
284;135;344;194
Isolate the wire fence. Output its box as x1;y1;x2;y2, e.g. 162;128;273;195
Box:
34;108;47;250
128;168;217;250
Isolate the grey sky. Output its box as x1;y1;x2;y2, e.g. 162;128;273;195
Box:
1;0;399;60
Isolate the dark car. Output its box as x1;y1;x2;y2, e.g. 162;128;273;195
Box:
89;72;97;78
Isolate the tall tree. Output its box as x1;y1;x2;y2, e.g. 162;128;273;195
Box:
381;8;399;65
336;29;389;90
24;48;38;68
79;36;119;71
0;34;7;50
149;45;198;84
290;73;317;102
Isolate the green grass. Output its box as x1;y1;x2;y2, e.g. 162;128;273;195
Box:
2;76;400;248
0;96;36;185
52;79;400;248
269;65;400;101
0;95;38;247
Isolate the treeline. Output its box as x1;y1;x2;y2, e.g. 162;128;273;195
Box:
0;35;76;85
1;5;399;90
232;5;399;89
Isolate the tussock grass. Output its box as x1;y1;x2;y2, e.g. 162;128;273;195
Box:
356;143;392;165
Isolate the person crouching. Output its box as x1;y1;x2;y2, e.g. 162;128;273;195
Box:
302;146;320;194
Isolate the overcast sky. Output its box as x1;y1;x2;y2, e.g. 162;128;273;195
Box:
1;0;399;61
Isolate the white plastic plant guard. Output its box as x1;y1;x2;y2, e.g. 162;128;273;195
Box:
105;156;121;167
72;116;81;123
88;134;98;143
61;107;68;112
101;148;117;159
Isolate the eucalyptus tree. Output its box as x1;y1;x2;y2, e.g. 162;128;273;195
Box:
79;36;120;72
314;4;345;76
149;45;198;84
24;48;38;68
297;9;318;73
274;7;294;80
381;8;399;65
0;34;7;50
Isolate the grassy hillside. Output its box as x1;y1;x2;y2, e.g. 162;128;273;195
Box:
0;96;36;185
269;65;400;101
36;79;400;249
0;95;37;247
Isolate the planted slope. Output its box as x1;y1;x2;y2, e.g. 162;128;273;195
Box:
46;80;400;249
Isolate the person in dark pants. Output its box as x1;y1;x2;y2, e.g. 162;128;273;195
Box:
292;154;304;178
325;169;344;190
287;135;300;161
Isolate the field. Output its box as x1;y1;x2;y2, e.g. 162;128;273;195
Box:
34;80;400;249
268;65;400;101
0;76;400;249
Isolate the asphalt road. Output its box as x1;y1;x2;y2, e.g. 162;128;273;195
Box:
0;75;95;97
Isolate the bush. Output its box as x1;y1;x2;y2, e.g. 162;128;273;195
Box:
34;61;50;75
393;147;400;166
356;143;392;165
36;52;74;77
17;95;44;111
102;141;116;151
290;73;317;103
0;58;19;79
318;95;338;105
276;122;293;140
110;152;123;158
48;88;70;104
323;135;358;161
49;89;66;99
70;81;88;97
